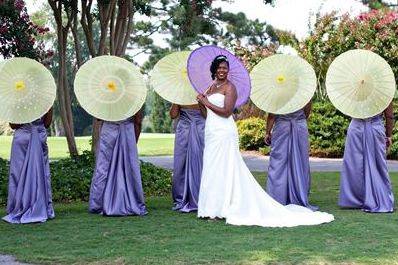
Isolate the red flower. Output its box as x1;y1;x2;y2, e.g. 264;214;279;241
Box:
14;0;25;10
0;26;7;34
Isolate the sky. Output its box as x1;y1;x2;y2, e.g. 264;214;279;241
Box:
26;0;373;40
24;0;396;64
212;0;369;40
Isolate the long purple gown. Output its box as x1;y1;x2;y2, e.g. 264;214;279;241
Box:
339;115;394;213
172;109;205;212
3;119;55;224
266;109;317;210
89;119;147;216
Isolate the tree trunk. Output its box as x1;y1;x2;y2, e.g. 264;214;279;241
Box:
49;0;79;158
81;0;96;57
70;0;83;67
91;119;102;152
82;0;136;153
58;27;79;158
54;118;64;136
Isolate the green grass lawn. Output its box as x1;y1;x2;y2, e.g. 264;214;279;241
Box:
1;172;398;264
0;134;175;160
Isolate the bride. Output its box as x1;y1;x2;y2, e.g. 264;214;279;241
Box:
196;55;334;227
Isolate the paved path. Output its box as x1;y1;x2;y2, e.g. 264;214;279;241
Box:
0;255;32;265
140;154;398;172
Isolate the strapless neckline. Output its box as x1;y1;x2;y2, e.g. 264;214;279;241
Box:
207;93;225;98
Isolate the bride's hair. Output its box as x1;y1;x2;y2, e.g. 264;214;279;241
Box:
210;55;229;80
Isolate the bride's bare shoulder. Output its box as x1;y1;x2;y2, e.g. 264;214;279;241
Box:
224;81;237;95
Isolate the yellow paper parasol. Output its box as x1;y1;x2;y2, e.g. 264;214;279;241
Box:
326;49;396;119
0;57;56;123
74;55;147;121
150;51;197;105
250;54;316;114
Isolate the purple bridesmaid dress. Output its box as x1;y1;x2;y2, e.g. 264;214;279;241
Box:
3;119;55;224
172;109;205;212
266;109;317;210
89;119;147;216
339;115;394;213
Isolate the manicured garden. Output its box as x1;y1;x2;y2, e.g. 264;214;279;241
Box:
0;172;397;264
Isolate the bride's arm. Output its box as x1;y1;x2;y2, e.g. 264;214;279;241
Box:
197;84;237;118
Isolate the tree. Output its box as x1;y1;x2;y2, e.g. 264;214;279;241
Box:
150;93;173;133
299;9;398;98
79;0;152;151
216;11;277;46
135;0;278;56
362;0;398;9
232;42;278;119
31;3;94;137
138;0;222;133
48;0;79;158
0;0;52;135
142;47;173;133
0;0;50;60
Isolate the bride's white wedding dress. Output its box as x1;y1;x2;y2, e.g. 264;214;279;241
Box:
197;93;334;227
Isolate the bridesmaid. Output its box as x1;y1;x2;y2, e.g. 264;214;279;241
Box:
339;103;394;213
170;104;206;212
3;108;55;224
265;102;317;210
89;109;147;216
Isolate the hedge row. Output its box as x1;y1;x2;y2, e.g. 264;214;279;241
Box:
0;151;172;205
237;101;398;159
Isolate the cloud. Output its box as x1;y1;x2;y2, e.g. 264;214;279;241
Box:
213;0;368;40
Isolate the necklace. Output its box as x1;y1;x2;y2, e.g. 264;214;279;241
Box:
215;81;227;89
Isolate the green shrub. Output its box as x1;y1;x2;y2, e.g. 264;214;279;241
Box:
236;117;266;150
0;158;9;205
236;101;352;158
309;101;398;159
259;146;270;156
0;151;172;205
388;104;398;159
50;151;95;203
308;101;350;158
141;161;172;197
236;101;398;159
390;123;398;159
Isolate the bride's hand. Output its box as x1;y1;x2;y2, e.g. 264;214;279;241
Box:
197;94;209;106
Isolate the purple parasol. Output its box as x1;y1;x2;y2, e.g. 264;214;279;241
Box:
187;45;251;108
